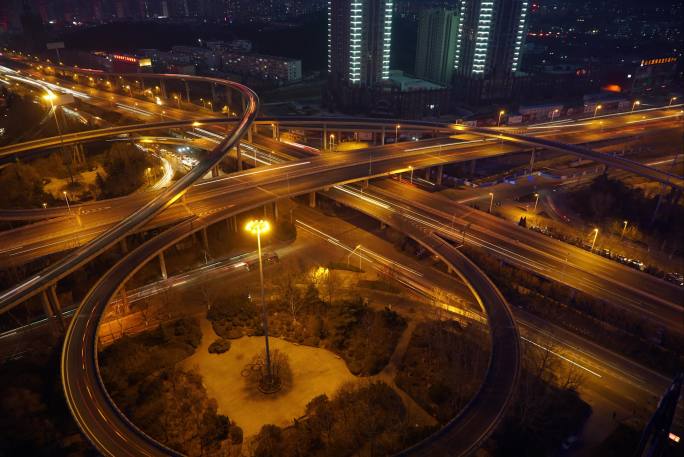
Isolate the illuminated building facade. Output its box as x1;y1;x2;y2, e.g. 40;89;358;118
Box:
328;0;393;86
452;0;529;104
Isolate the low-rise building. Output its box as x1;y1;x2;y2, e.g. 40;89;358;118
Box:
221;52;301;82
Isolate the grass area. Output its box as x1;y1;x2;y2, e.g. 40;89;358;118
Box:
249;381;437;457
207;287;407;376
396;320;490;423
99;317;243;456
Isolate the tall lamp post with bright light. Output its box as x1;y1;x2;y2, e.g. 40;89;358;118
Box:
488;192;494;213
245;219;279;393
593;104;602;118
550;109;559;121
62;191;71;214
590;228;599;251
409;165;414;184
329;134;335;151
621;220;628;240
497;110;505;127
631;100;640;112
669;96;678;106
533;193;540;212
395;124;401;143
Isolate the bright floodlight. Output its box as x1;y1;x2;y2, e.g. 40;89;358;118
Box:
43;93;56;102
245;219;270;235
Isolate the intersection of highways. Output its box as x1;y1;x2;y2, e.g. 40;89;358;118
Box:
1;62;682;456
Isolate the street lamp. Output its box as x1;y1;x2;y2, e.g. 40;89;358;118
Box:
245;219;278;392
669;96;678;106
631;100;640;112
173;94;180;108
621;220;628;240
43;93;67;169
155;96;163;106
593;104;602;118
550;108;559;121
200;97;206;108
408;165;414;184
125;85;132;96
590;228;599;251
533;193;540;212
395;124;400;143
329;133;335;151
42;202;47;209
497;110;505;127
62;191;71;213
488;192;494;213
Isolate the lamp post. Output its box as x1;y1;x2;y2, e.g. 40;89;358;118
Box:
395;124;400;143
593;104;602;118
488;192;494;213
173;94;180;108
550;108;559;121
347;244;362;269
590;228;599;251
409;165;414;184
533;193;540;212
497;110;505;127
62;191;71;213
621;220;628;240
631;100;640;112
329;134;335;151
669;96;678;106
42;202;47;209
43;93;71;182
245;219;278;392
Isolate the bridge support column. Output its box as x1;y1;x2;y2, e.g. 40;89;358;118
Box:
650;185;666;225
40;291;58;333
436;165;443;185
529;149;536;173
236;143;243;170
309;192;316;208
247;126;253;143
184;81;190;103
273;201;279;220
201;227;210;252
322;124;328;151
225;87;232;108
210;83;217;104
120;238;128;254
211;166;219;178
159;80;167;99
425;168;431;180
48;285;65;331
159;252;168;280
381;126;386;145
470;159;477;175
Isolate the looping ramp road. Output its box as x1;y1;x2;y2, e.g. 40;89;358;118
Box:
10;67;624;456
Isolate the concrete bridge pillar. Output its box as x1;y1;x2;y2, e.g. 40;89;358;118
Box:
322;124;328;150
159;80;167;99
381;126;386;145
273;200;279;220
210;83;217;104
470;159;477;175
41;291;60;335
309;192;316;208
159;251;168;280
211;166;219;178
49;285;64;331
436;165;443;185
201;227;210;252
529;149;536;173
425;168;431;180
236;143;243;171
184;81;191;103
120;238;128;254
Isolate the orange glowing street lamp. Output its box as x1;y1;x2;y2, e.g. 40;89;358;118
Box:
590;228;599;251
245;219;279;392
497;110;505;126
593;104;602;118
631;100;640;112
669;96;678;106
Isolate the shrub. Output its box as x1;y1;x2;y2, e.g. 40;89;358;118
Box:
208;339;231;354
